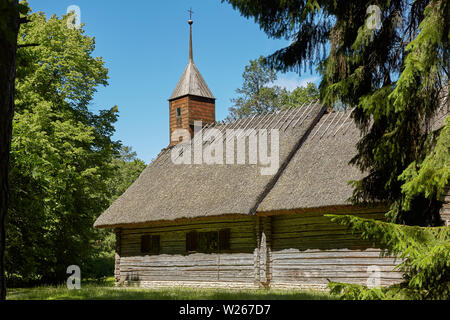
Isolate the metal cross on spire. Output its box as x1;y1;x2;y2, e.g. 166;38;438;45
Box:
188;8;194;21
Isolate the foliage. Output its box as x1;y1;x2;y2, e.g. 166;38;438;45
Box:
83;146;146;280
227;56;319;120
399;116;450;212
6;11;120;284
224;0;449;224
228;56;281;119
326;214;450;299
287;82;320;107
106;146;146;203
327;282;406;300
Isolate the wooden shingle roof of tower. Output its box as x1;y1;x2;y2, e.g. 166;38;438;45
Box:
169;18;215;101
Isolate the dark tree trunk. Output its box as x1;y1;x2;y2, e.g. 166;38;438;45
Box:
0;0;20;300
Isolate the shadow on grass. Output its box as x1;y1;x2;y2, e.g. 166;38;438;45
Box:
7;284;334;300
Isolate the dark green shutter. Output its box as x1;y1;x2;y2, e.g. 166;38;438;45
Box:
152;235;160;254
141;235;151;253
219;229;230;250
186;231;198;252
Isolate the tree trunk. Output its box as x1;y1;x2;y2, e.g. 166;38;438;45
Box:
0;0;20;300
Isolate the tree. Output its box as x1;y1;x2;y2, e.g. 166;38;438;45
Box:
327;214;450;299
107;146;146;203
286;82;320;107
6;11;120;284
84;146;146;280
0;0;28;300
224;0;449;225
228;56;281;119
225;0;449;300
228;56;320;119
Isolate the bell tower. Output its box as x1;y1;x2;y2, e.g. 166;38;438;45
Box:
168;11;215;146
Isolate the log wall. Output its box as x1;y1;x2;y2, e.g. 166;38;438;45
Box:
116;209;404;290
117;216;258;288
268;210;403;290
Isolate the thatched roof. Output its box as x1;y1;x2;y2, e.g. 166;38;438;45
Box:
94;102;326;228
258;94;449;213
94;99;449;228
257;109;363;212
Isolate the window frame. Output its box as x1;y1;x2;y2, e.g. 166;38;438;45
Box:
140;234;160;255
185;228;231;254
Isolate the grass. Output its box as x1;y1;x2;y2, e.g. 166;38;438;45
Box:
6;279;335;300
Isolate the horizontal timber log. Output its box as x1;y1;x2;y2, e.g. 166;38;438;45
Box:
115;209;403;289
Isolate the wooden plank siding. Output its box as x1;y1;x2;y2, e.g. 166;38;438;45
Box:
115;209;404;290
268;210;403;290
117;216;258;288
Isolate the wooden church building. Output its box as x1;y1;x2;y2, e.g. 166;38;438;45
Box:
94;18;449;290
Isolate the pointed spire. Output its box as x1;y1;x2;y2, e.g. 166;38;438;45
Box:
188;10;193;62
169;10;215;101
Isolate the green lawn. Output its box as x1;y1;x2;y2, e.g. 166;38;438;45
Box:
7;281;334;300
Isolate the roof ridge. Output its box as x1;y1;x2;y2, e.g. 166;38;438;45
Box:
249;103;327;215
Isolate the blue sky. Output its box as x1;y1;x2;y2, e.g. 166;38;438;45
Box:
28;0;320;163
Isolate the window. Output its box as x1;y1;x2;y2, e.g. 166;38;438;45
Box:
186;229;230;253
176;107;181;118
198;231;217;252
140;234;160;254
